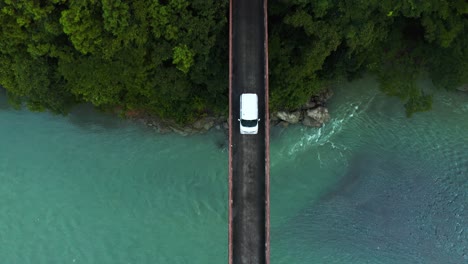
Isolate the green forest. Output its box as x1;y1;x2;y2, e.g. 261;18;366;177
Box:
0;0;466;122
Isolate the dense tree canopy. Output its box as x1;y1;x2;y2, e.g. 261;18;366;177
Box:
269;0;467;115
0;0;466;122
0;0;228;122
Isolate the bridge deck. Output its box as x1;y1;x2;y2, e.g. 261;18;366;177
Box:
228;0;269;263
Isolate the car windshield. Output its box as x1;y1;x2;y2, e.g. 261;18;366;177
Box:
241;119;258;127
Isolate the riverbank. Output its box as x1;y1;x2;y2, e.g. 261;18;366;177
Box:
125;88;334;136
1;76;466;263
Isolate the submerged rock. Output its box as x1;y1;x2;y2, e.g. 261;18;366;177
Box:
158;127;172;134
278;121;290;128
270;112;279;121
170;126;189;136
302;116;322;127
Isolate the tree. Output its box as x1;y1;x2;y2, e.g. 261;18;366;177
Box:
0;0;466;122
0;0;228;123
269;0;468;115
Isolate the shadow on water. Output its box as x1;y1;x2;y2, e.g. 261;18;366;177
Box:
66;104;130;132
270;126;289;141
0;89;127;132
279;149;467;264
318;153;372;202
0;87;11;110
214;136;229;152
68;103;231;153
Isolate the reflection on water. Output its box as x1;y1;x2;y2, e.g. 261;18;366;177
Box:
66;104;130;132
0;86;9;110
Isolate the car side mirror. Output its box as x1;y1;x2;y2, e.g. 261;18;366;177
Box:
238;118;240;121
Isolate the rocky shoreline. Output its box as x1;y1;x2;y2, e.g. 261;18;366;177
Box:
126;88;334;136
457;83;468;92
271;89;333;128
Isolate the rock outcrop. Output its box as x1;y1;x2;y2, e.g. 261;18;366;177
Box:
456;84;468;92
277;111;301;124
127;88;334;134
274;88;333;128
307;107;330;124
302;116;322;127
192;117;215;131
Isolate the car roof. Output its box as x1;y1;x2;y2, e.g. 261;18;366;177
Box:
241;93;258;120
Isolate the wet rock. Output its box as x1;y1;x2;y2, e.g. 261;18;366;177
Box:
456;84;468;92
302;116;322;127
277;111;301;124
307;107;330;124
192;119;204;130
192;117;214;131
270;119;280;127
158;127;172;134
170;127;189;136
203;120;214;131
278;121;289;128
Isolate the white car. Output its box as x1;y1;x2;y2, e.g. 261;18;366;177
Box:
239;93;260;134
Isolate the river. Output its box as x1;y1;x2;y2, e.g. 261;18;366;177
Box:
0;77;466;263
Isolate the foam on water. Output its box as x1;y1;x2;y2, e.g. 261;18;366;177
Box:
271;77;468;264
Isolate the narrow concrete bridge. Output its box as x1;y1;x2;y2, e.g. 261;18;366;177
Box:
228;0;270;263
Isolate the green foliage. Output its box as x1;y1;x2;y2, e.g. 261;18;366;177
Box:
0;0;466;122
172;45;194;74
268;0;467;116
0;0;228;123
426;38;468;90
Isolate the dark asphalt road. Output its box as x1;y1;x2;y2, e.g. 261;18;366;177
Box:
229;0;267;263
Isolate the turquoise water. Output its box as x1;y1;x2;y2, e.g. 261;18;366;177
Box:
0;77;467;263
271;78;467;264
